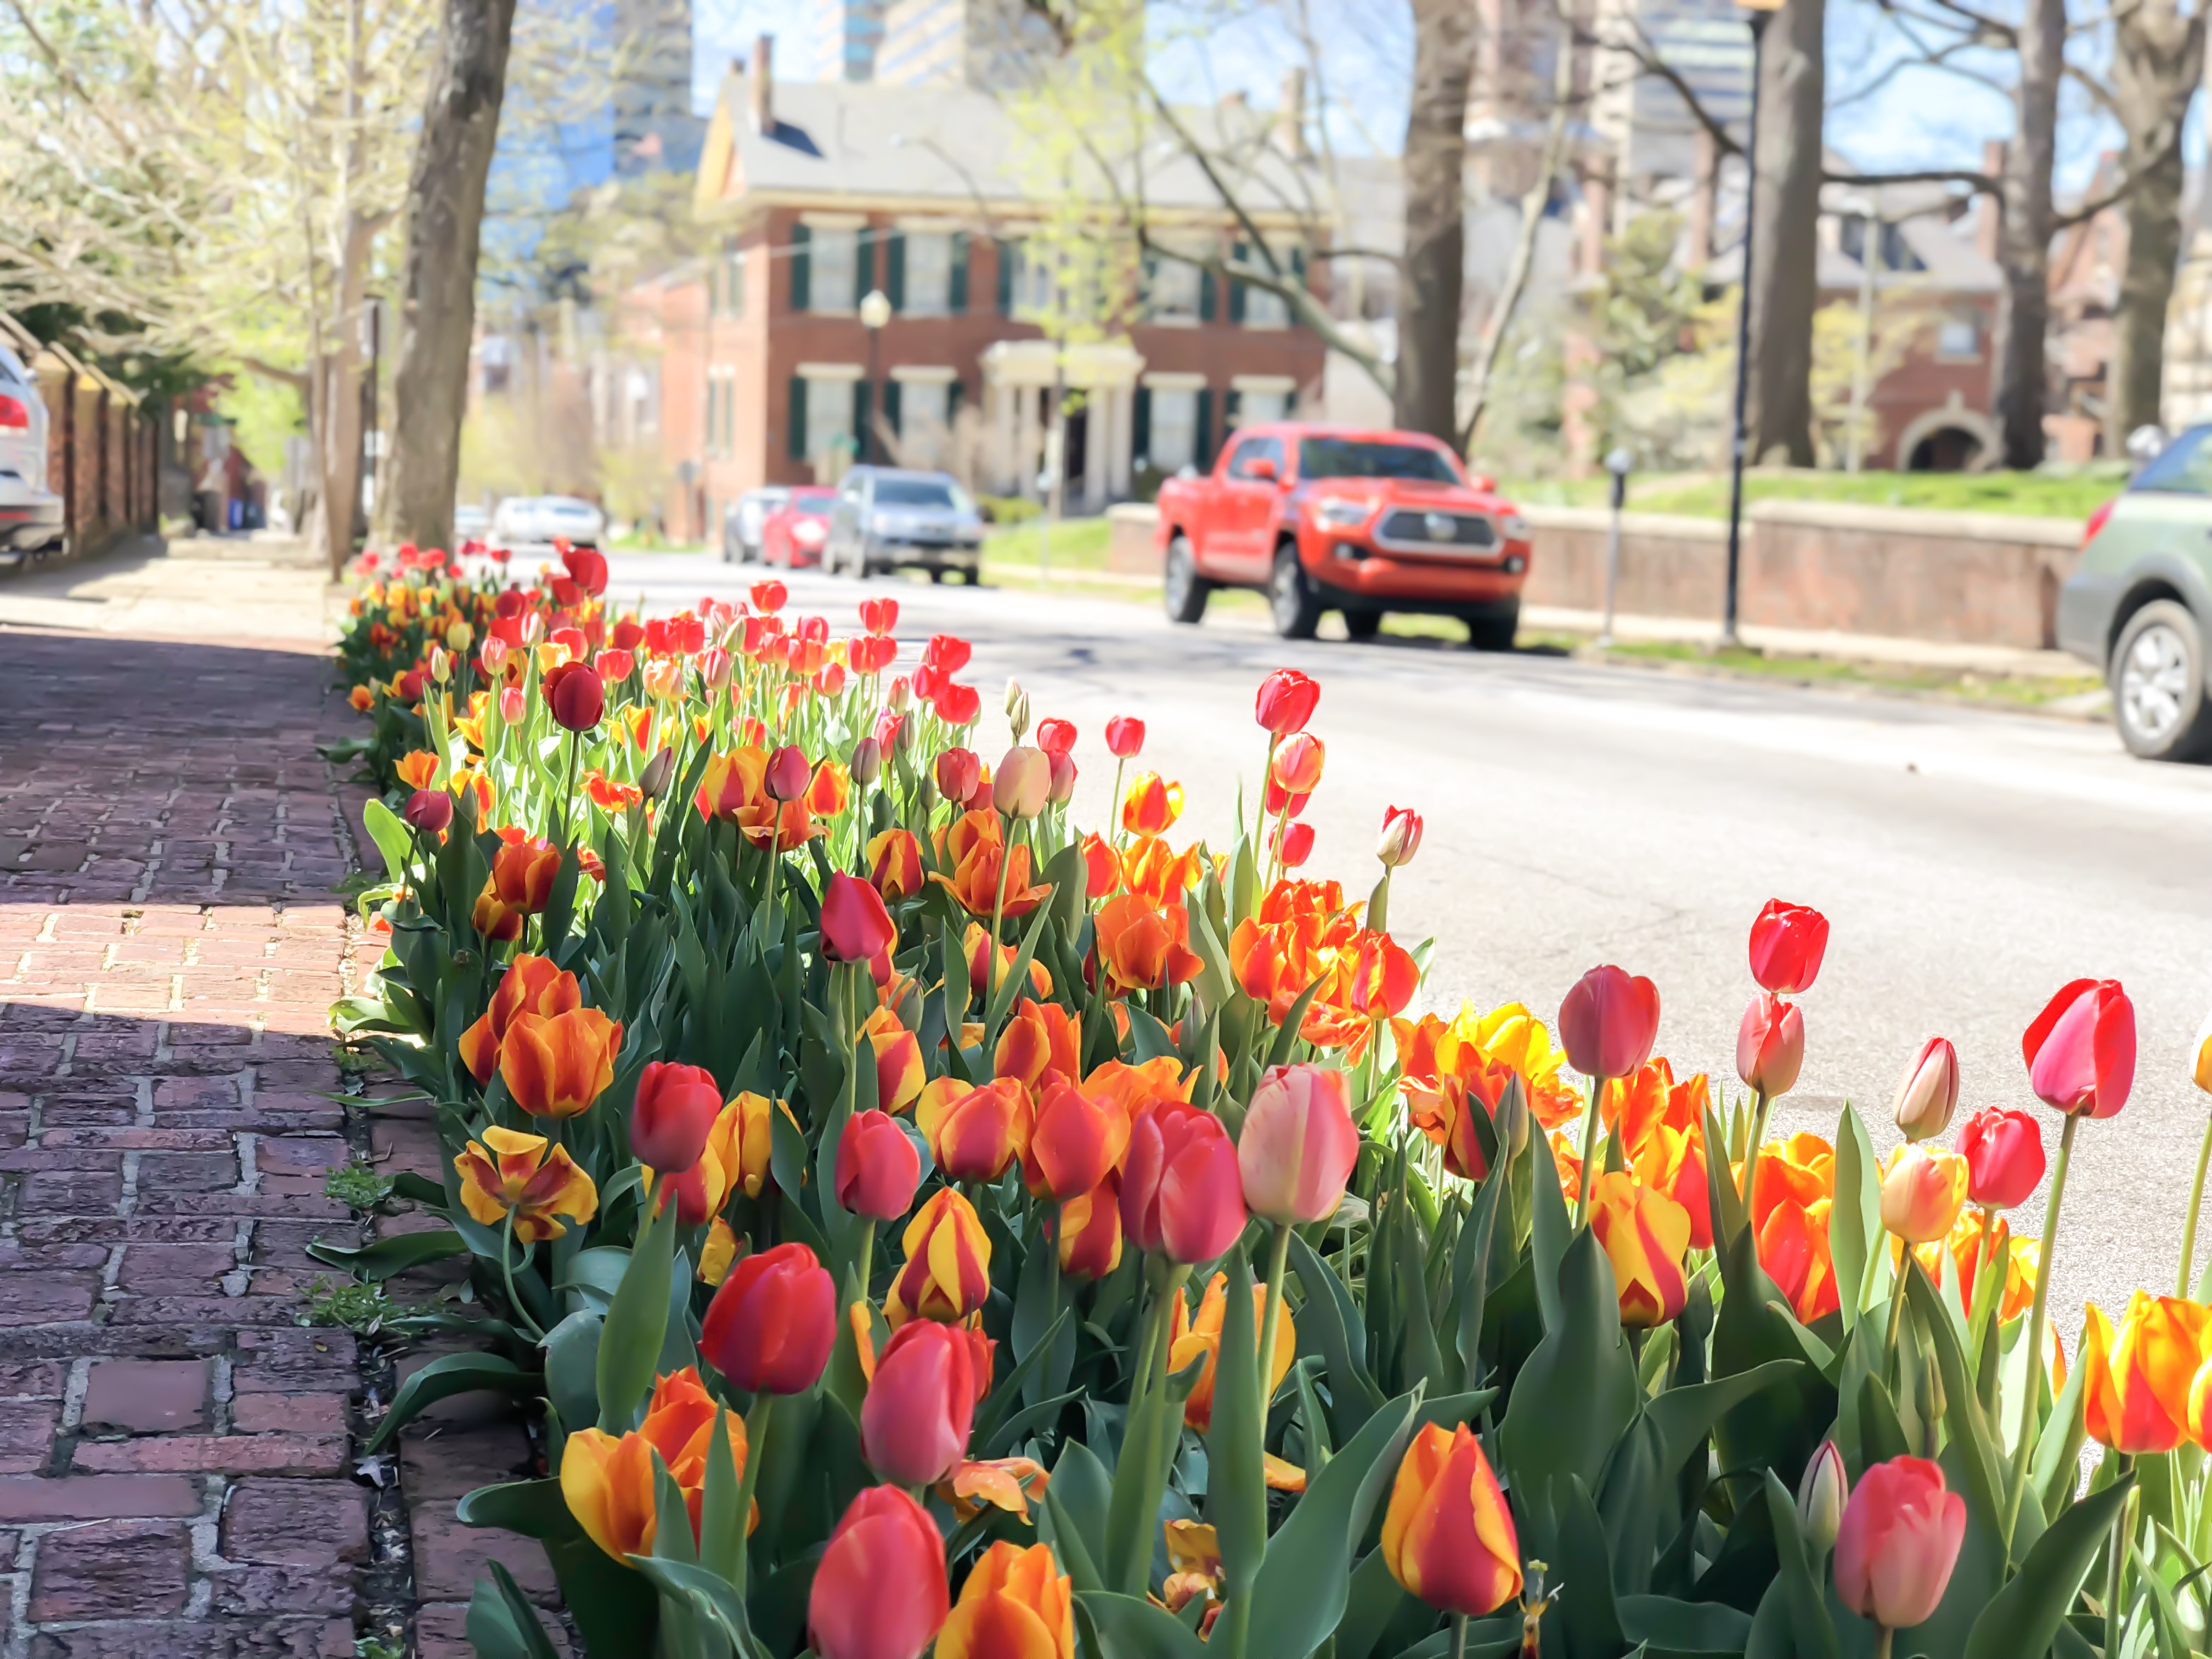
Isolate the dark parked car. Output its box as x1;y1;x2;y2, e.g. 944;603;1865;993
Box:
823;468;984;582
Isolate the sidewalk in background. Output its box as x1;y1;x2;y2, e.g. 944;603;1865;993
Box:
0;532;344;647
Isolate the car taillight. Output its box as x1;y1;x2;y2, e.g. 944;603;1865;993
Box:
0;393;29;431
2081;496;2117;549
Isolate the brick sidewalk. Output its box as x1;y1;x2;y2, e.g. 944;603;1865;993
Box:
0;625;543;1658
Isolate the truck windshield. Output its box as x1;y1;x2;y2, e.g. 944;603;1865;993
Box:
1297;438;1461;483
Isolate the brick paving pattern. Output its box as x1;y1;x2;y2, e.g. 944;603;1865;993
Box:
0;625;549;1658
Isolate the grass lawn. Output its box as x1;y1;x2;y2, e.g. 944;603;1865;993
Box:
982;515;1115;573
1539;635;2105;708
1499;467;2128;521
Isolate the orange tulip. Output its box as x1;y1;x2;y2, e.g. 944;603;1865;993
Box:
807;759;851;817
1025;1077;1130;1199
396;749;440;789
885;1188;994;1327
864;1007;926;1113
1055;1176;1122;1279
348;685;375;712
995;998;1081;1092
1909;1213;2037;1324
1119;834;1205;906
2083;1292;2212;1454
1169;1272;1296;1432
559;1368;749;1562
964;922;1051;1002
930;814;1052;918
1632;1121;1713;1251
1093;894;1202;995
456;1125;599;1243
490;833;562;911
935;1456;1049;1524
1406;1057;1514;1181
917;1077;1032;1182
458;953;582;1082
1395;1002;1584;1134
499;1006;623;1119
1380;1423;1523;1618
1757;1187;1839;1324
1587;1171;1691;1328
1120;772;1183;838
695;746;817;850
867;828;925;901
1080;1056;1193;1121
935;1541;1075;1659
1747;1132;1837;1233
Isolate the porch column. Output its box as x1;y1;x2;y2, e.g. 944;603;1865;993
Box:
1107;382;1134;498
1015;386;1040;500
991;380;1017;495
1081;387;1109;511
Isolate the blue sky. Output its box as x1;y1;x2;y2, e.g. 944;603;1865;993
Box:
689;0;2174;199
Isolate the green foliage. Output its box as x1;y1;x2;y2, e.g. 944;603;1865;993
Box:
296;1277;396;1333
323;1158;396;1212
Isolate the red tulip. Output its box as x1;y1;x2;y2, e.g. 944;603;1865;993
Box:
630;1061;724;1175
934;748;980;804
1047;752;1077;805
860;1321;978;1486
1255;668;1320;735
1238;1064;1359;1224
1376;805;1423;867
700;1241;836;1396
808;1486;949;1659
543;661;605;731
1833;1455;1965;1631
562;545;609;597
1735;993;1804;1097
764;744;811;802
936;682;981;726
859;596;900;636
924;633;972;673
821;871;897;963
595;648;634;681
836;1109;921;1221
1035;718;1077;757
1957;1107;2044;1209
751;579;787;614
404;789;453;833
1747;899;1829;995
1273;818;1314;868
1121;1102;1247;1264
2023;978;2135;1118
1105;715;1146;758
1557;965;1661;1081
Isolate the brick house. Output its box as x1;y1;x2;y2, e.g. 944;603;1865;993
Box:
630;38;1327;541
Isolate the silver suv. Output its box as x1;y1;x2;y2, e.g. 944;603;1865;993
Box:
824;468;983;583
0;343;65;563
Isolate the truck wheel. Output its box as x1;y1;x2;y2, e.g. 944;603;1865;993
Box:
1269;545;1322;640
2112;599;2212;760
1463;606;1520;652
1343;610;1382;642
1164;534;1211;625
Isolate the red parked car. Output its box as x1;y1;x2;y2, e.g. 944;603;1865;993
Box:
1153;422;1532;646
761;487;837;568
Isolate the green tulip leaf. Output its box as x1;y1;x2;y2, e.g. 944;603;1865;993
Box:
596;1193;678;1432
1289;1228;1385;1442
542;1309;602;1436
464;1561;564;1659
1549;1474;1626;1659
1333;1547;1410;1659
1076;1590;1210;1659
625;1555;752;1651
1829;1105;1881;1328
1526;1114;1572;1334
1043;1437;1113;1593
1901;1257;2005;1535
306;1227;467;1280
366;1353;538;1453
1644;1359;1802;1478
1500;1229;1638;1508
1962;1474;2134;1659
1208;1246;1270;1618
1758;1470;1841;1659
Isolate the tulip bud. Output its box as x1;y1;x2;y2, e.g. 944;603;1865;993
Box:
1880;1144;1968;1244
1491;1074;1531;1159
1376;805;1423;868
1957;1106;2044;1209
1121;1102;1246;1263
699;646;733;689
764;743;811;802
1047;752;1077;805
498;685;526;724
1747;899;1830;995
820;871;897;964
429;646;452;684
481;635;510;674
1379;1423;1522;1617
1238;1064;1359;1225
1798;1440;1847;1556
1736;992;1804;1097
699;1241;836;1395
1271;732;1326;794
403;788;453;833
520;611;546;646
1891;1037;1960;1143
2194;1007;2212;1094
850;736;883;787
917;775;940;812
1558;964;1661;1081
1035;717;1076;757
1105;714;1146;758
835;1108;922;1221
888;675;911;710
808;1487;949;1659
1254;667;1320;735
935;747;980;804
992;745;1052;820
1004;677;1030;738
638;746;676;799
445;620;473;652
1833;1456;1965;1631
630;1060;725;1175
543;662;606;732
860;1320;980;1487
1273;817;1314;869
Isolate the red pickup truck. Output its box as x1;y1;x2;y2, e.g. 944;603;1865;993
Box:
1153;422;1533;646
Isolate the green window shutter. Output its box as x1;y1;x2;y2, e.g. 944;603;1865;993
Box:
1133;386;1151;466
788;377;807;460
1141;251;1158;319
886;233;906;311
791;224;811;312
1224;389;1242;434
1289;247;1306;325
949;233;969;312
1194;388;1212;470
1199;264;1216;323
997;239;1018;315
853;379;871;453
883;379;902;436
1228;242;1248;325
856;228;875;307
947;377;964;417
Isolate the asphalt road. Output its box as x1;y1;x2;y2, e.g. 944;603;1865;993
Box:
610;551;2212;1330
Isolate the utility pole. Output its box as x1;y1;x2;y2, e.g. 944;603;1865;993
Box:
1721;0;1780;647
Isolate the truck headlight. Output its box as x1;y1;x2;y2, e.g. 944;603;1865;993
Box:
1499;512;1530;541
1313;497;1372;528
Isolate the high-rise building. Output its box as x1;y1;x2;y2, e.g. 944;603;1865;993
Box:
812;0;886;81
612;0;705;173
874;0;1060;89
1589;0;1753;191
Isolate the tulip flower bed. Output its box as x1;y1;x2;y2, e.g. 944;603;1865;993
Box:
331;543;2208;1659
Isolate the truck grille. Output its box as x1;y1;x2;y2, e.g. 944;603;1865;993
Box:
1374;509;1497;551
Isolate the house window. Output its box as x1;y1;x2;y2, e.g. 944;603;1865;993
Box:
902;233;952;316
1242;281;1290;330
803;373;858;466
719;249;746;317
899;377;951;433
1146;387;1199;471
1010;243;1055;320
807;225;859;313
1935;315;1980;361
1148;256;1204;324
1233;388;1290;426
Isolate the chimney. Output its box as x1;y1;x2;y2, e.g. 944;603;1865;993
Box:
751;34;774;133
1688;125;1717;268
1276;68;1310;160
1978;138;2006;262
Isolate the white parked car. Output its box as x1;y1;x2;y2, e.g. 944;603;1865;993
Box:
490;494;605;555
0;343;64;563
725;487;789;563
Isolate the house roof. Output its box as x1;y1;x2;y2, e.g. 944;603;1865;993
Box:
693;69;1327;229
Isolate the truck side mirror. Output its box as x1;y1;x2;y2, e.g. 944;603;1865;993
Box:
1247;456;1277;482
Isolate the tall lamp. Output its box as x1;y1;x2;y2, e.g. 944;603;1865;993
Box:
859;287;892;464
1720;0;1782;648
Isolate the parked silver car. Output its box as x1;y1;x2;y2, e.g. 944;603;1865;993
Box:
823;468;984;582
0;343;65;563
725;487;789;563
490;494;605;556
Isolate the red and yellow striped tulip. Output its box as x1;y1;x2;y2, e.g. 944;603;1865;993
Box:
456;1125;599;1243
499;1007;622;1119
1025;1078;1130;1200
1120;772;1183;838
1093;893;1202;994
1380;1423;1523;1618
1587;1170;1692;1328
458;954;580;1083
935;1541;1075;1659
558;1368;748;1562
994;998;1081;1092
886;1189;994;1327
918;1078;1032;1183
867;828;926;902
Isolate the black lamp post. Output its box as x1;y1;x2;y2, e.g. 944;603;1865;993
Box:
860;288;891;464
1721;0;1780;648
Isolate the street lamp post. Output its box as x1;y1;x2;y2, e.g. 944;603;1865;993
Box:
859;288;891;465
1720;0;1782;648
1599;447;1633;646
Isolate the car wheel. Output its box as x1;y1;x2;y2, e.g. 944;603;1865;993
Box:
1464;606;1520;652
1162;534;1211;625
1269;545;1322;640
1343;610;1382;642
2111;599;2212;760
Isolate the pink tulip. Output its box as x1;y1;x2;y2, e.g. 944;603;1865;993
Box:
2022;978;2135;1118
1121;1103;1247;1263
1736;993;1804;1097
1557;965;1661;1081
1833;1455;1965;1630
1890;1037;1960;1143
1238;1064;1359;1225
1958;1107;2044;1210
859;1321;978;1487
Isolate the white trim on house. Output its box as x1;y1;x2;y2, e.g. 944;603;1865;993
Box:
796;362;865;381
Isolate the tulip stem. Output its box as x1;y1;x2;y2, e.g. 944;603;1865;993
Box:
1573;1074;1606;1228
2004;1110;2078;1552
2103;1454;2136;1659
498;1211;545;1340
2180;1105;2212;1297
1883;1266;1909;1381
1451;1612;1470;1659
1256;1222;1293;1418
729;1391;772;1599
1738;1088;1773;1219
1872;1630;1893;1659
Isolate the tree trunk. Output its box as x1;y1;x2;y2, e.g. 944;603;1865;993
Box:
1994;0;2064;469
377;0;517;555
1395;0;1479;442
1745;0;1822;467
2106;0;2204;449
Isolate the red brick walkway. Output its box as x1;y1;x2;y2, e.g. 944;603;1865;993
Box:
0;624;507;1658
